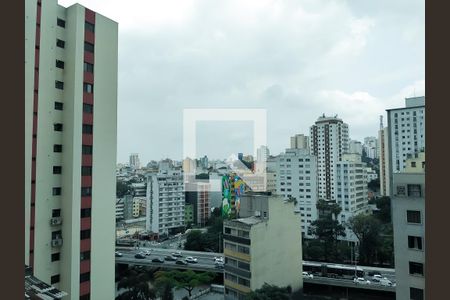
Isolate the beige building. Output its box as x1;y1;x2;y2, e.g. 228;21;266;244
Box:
392;153;425;300
379;126;391;196
290;134;309;150
223;193;302;299
25;1;118;299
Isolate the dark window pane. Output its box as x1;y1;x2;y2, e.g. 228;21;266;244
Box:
80;272;90;283
83;83;93;93
82;145;93;154
52;187;62;196
51;253;60;262
57;18;65;28
81;208;91;218
83;103;94;113
81;166;92;176
52;209;61;217
84;42;94;53
56;39;65;48
81;187;92;197
53;144;63;152
85;21;95;32
53;166;62;174
409;262;424;276
410;288;424;300
407;210;421;223
54;123;63;131
80;230;91;240
80;251;90;261
83;124;93;134
84;62;94;73
55;81;64;90
56;60;65;69
54;102;64;110
51;275;60;284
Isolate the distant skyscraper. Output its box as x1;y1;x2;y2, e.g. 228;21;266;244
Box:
379;126;391;196
290;134;309;150
310;115;349;200
363;137;378;159
276;148;318;238
349;139;363;155
25;1;118;298
387;96;425;194
129;153;141;169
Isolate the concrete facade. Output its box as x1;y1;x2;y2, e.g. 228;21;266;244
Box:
223;194;302;299
25;1;117;299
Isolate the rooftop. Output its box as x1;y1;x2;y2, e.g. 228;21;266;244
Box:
25;265;67;299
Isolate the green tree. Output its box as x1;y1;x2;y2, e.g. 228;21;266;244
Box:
373;196;391;223
348;214;382;265
153;272;175;300
116;270;156;300
155;270;215;297
246;283;292;300
117;180;131;198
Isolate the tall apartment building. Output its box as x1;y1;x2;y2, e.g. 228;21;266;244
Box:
223;193;302;299
290;134;309;150
363;136;378;159
349;139;363;155
276;148;318;238
185;182;211;227
378;126;391;196
335;154;369;242
392;153;425;300
25;1;117;299
131;182;147;197
310;115;349;200
146;169;185;236
129;153;141;169
387;96;425;195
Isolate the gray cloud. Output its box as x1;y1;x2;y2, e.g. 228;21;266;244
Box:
61;0;424;164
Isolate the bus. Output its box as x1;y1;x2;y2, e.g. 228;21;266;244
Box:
303;261;365;280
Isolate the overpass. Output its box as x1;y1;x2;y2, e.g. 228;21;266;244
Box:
116;247;396;292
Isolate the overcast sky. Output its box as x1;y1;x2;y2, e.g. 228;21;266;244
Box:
60;0;424;164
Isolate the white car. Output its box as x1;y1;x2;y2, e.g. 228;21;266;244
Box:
379;278;393;286
213;257;224;263
354;277;371;285
185;256;198;263
302;272;314;279
143;250;152;256
373;274;383;280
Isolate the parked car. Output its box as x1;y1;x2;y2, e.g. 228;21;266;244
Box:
380;278;393;286
185;256;198;263
213;256;224;262
354;277;371;285
165;255;177;261
302;272;314;279
175;260;188;265
134;253;146;259
143;250;152;256
115;251;123;257
152;257;164;263
373;274;383;280
172;251;183;258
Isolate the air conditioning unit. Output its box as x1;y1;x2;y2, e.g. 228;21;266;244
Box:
51;238;63;247
50;217;62;226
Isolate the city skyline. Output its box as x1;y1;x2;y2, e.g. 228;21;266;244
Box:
59;0;424;164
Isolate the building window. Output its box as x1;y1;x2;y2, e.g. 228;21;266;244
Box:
53;123;62;131
224;227;231;234
53;144;63;152
238;277;250;287
50;274;60;284
83;124;93;134
238;261;250;271
411;161;416;168
57;18;66;28
81;187;92;197
80;251;90;261
56;39;65;48
53;166;62;174
52;187;62;196
409;262;424;276
84;62;94;73
408;236;423;250
81;166;92;176
82;145;93;155
407;184;422;197
81;208;91;218
55;60;65;69
85;21;95;32
83;103;94;113
80;295;90;300
80;272;90;283
54;102;63;110
51;252;60;262
238;245;250;254
80;229;91;240
407;210;421;224
84;42;94;53
83;83;93;93
52;209;61;218
55;81;64;90
396;185;406;196
410;288;424;300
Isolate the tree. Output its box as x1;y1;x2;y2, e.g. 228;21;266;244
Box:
368;178;380;192
348;214;382;265
116;270;157;300
246;283;292;300
155;270;215;297
153;272;175;300
117;180;131;198
373;196;391;223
